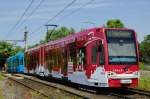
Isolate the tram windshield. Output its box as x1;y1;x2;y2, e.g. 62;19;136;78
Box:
106;30;137;64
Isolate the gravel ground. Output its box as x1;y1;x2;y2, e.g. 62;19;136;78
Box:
0;75;47;99
0;74;113;99
140;71;150;78
0;71;149;99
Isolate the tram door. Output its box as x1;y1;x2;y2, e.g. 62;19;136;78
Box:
77;47;86;71
89;40;104;67
68;43;86;72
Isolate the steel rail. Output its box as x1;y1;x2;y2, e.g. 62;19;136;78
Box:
8;77;49;98
126;88;150;97
7;74;150;99
7;75;91;99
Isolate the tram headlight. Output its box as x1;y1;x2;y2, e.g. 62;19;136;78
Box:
107;71;116;78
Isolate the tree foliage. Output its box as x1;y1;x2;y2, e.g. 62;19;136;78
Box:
0;41;24;56
0;41;12;52
139;34;150;63
106;19;125;28
47;26;75;41
29;26;75;48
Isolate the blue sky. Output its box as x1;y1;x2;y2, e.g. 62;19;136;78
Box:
0;0;150;47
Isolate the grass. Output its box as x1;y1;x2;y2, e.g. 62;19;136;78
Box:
0;73;4;99
0;73;4;81
139;62;150;71
138;63;150;90
138;76;150;91
0;86;3;99
0;88;3;99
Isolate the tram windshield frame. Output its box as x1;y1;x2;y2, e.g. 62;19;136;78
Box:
105;29;138;65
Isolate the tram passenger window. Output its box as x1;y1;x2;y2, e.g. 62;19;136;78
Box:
53;50;57;67
57;49;61;68
69;47;76;64
53;51;56;67
48;50;53;71
99;44;105;65
16;58;19;66
34;55;36;67
25;54;27;66
62;48;67;72
20;58;23;65
92;46;98;64
35;54;37;66
46;53;49;67
49;51;52;66
31;54;34;67
77;47;86;65
26;54;30;66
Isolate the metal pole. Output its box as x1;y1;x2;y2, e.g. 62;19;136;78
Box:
24;26;28;51
46;26;49;42
45;24;58;42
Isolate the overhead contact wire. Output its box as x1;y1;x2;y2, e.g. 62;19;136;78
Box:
6;0;35;38
57;0;95;22
19;0;46;28
32;0;78;33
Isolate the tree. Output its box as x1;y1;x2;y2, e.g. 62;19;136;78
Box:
0;41;23;70
105;19;125;28
0;41;24;56
0;41;12;53
29;26;75;48
46;26;75;41
139;34;150;63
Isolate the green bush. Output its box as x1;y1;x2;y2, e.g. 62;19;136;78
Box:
140;62;145;70
138;78;150;91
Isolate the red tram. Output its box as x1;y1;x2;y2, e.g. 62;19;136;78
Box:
25;27;139;88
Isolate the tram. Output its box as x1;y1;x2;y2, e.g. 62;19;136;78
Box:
25;27;139;88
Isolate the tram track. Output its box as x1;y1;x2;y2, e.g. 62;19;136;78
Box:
7;75;50;98
127;88;150;97
4;73;150;99
8;76;85;99
108;88;150;99
6;74;113;99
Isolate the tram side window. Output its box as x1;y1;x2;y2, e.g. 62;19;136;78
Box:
45;52;49;67
36;53;39;66
13;60;15;67
32;54;34;66
77;47;86;65
27;56;29;66
99;44;105;65
30;55;31;66
16;58;19;66
14;58;18;67
57;49;61;68
30;54;34;67
20;58;23;65
32;55;35;67
53;49;57;67
62;48;67;72
25;54;28;66
69;47;76;65
92;46;98;64
49;50;52;66
33;54;36;68
48;50;53;71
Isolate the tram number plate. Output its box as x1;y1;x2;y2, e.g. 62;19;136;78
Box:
121;79;132;84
